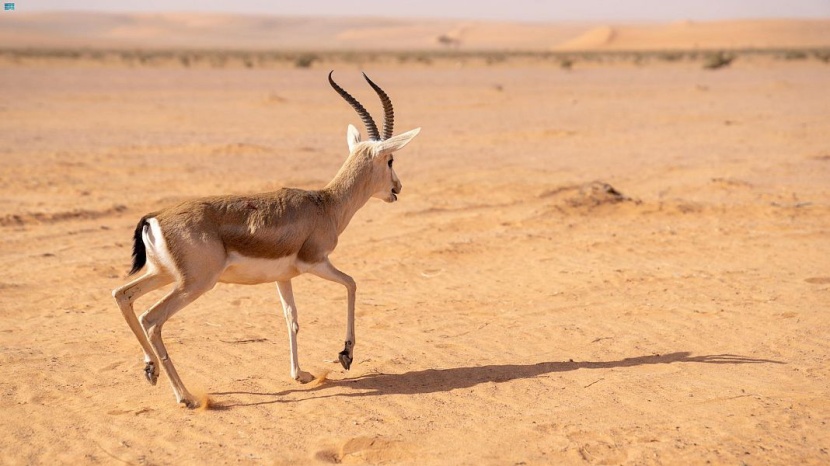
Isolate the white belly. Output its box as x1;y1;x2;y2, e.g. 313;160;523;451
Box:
219;252;304;284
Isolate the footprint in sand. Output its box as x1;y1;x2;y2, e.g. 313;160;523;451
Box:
315;436;413;464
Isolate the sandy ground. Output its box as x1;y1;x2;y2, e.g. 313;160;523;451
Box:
0;60;829;465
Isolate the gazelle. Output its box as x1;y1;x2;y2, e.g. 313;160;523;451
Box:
112;72;420;408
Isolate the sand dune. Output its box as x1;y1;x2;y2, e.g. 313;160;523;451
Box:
556;25;617;50
557;19;830;51
1;12;829;51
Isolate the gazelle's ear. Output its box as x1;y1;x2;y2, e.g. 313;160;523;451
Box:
346;124;361;152
374;128;421;156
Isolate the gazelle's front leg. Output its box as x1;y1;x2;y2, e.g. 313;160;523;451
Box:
308;259;356;370
276;280;314;383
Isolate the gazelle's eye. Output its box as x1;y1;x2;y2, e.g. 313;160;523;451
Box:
388;158;394;168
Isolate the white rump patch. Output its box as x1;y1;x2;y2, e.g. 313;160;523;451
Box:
144;218;180;279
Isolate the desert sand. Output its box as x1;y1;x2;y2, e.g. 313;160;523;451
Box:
2;13;830;51
1;14;830;466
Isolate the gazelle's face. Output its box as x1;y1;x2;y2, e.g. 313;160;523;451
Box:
372;152;402;203
345;124;418;204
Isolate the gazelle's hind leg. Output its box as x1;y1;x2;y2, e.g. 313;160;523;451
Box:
113;272;174;385
276;280;314;384
139;282;213;408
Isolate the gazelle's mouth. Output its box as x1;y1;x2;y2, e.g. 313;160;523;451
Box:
391;192;398;201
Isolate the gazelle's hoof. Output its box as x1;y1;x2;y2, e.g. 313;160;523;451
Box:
338;350;353;371
179;398;200;410
294;370;315;384
144;362;158;385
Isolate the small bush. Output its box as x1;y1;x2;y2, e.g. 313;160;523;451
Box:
485;53;506;65
436;34;461;48
783;50;808;61
657;52;683;62
294;54;317;68
703;52;734;70
814;51;830;63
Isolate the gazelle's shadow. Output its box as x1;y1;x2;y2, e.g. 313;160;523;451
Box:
211;352;783;409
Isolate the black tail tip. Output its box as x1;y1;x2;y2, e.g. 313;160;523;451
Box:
128;262;144;276
129;216;149;275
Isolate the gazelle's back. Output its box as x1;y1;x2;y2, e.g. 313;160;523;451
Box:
149;189;334;283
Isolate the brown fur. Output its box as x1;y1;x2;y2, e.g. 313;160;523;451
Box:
151;144;378;277
155;189;334;262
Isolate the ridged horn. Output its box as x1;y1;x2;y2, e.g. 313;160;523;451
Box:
362;73;394;140
328;71;380;141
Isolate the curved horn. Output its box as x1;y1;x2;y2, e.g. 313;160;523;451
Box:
362;73;394;140
328;71;380;141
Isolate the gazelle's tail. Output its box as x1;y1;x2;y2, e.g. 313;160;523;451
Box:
129;215;151;275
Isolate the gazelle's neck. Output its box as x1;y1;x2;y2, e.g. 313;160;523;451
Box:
322;148;376;234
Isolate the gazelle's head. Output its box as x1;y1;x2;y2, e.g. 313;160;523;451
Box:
330;71;420;203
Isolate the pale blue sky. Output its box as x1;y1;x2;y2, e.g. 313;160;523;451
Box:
17;0;830;22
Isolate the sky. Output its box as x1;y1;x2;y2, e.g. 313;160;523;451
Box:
16;0;830;22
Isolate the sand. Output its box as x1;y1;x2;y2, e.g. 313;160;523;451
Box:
1;39;829;465
555;19;830;51
2;13;830;51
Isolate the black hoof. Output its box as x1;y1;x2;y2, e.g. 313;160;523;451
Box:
144;362;158;385
338;350;353;371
